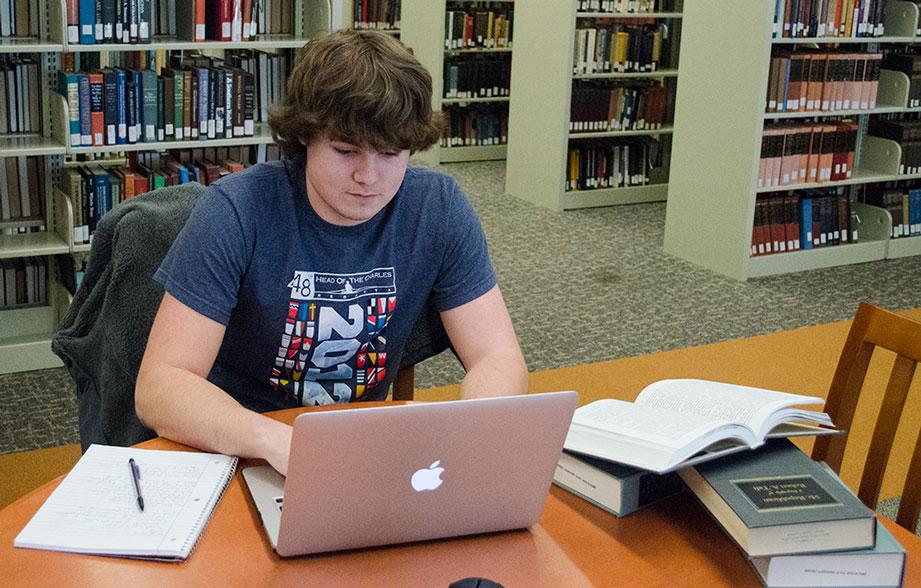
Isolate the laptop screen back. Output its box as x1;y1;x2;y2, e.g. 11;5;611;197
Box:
275;391;578;556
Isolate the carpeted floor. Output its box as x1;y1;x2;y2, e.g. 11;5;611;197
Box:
2;159;921;456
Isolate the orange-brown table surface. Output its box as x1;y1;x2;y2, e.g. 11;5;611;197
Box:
3;404;919;588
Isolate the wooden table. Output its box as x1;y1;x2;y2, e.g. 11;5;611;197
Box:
2;403;920;587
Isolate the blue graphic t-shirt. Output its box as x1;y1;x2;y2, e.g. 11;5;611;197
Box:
154;158;495;412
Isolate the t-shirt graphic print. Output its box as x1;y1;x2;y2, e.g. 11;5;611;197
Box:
269;267;396;405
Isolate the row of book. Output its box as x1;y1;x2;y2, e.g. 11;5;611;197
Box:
60;47;162;75
575;0;671;14
0;257;46;309
443;57;510;99
566;138;656;191
0;156;43;223
0;0;36;38
752;189;856;257
772;0;886;38
65;0;295;45
573;24;669;75
758;122;859;189
0;56;42;136
878;52;921;109
353;0;400;31
570;83;669;132
56;50;292;147
765;51;882;113
441;105;507;148
864;185;921;238
444;5;513;50
60;144;280;244
868;117;921;175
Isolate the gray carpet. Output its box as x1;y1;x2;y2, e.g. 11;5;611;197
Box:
3;159;921;456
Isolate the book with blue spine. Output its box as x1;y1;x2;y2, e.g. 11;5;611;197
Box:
115;68;127;144
103;69;118;145
90;166;112;229
57;71;82;148
77;73;92;146
78;0;96;44
124;71;136;143
799;197;813;250
131;69;142;143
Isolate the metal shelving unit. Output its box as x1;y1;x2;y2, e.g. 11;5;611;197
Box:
663;0;918;280
505;0;682;210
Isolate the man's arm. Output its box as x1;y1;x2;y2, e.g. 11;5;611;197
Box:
135;293;293;474
440;285;528;399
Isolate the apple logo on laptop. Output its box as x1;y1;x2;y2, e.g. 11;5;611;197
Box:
411;460;445;492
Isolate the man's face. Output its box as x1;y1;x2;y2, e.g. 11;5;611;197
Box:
305;135;411;226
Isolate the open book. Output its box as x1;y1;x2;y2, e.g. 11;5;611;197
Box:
563;379;837;474
14;444;237;560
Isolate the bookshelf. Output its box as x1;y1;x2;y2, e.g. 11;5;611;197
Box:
505;0;682;211
663;0;919;280
402;0;513;165
0;0;331;373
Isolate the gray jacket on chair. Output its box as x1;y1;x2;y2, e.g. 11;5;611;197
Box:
51;183;206;451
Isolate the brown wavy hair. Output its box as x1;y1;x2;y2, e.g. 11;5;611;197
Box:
269;29;443;157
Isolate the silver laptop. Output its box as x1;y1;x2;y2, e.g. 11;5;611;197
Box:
242;391;578;556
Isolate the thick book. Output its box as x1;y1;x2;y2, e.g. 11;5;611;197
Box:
563;379;836;474
749;510;905;587
553;449;684;517
678;439;876;557
14;444;237;560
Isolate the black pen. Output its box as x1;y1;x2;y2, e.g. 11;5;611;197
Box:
129;458;144;511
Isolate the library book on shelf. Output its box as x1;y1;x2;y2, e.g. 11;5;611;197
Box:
749;520;905;588
553;449;685;517
678;439;876;558
562;379;837;474
14;444;238;561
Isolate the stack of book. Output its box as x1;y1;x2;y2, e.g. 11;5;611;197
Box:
680;440;905;588
552;379;906;587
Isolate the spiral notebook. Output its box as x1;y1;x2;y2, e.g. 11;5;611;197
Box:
14;444;237;561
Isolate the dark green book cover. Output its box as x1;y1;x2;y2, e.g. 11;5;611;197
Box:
681;439;875;556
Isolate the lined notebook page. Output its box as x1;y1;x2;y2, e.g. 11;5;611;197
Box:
14;444;238;560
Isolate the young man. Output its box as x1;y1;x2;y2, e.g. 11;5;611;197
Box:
135;30;528;476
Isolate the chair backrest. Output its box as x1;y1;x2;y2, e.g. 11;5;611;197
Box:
52;184;206;449
391;301;455;401
811;301;921;531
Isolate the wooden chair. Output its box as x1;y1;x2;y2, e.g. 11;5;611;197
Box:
812;301;921;531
